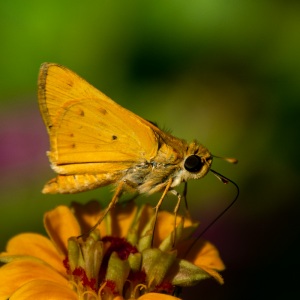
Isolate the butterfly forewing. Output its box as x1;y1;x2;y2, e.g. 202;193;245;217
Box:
38;63;159;177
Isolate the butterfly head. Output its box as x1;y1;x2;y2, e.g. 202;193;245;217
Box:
179;141;212;182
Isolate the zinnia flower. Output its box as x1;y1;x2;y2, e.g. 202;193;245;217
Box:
0;200;225;299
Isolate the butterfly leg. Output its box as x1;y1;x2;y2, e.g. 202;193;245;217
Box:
172;190;181;247
79;181;124;237
151;178;173;246
169;189;186;247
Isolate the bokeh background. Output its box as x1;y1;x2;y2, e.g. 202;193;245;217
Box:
1;1;299;299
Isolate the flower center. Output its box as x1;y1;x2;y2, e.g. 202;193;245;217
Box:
64;231;145;299
102;236;138;261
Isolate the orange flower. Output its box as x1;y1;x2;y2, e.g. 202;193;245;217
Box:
0;201;225;299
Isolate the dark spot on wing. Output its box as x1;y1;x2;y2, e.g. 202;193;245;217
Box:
66;79;74;87
99;108;107;115
71;143;76;148
112;135;118;140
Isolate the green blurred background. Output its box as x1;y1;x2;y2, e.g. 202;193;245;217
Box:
1;0;299;299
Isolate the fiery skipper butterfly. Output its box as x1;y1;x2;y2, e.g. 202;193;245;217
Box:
38;63;237;226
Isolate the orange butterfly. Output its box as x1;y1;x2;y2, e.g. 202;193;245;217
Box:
38;63;236;226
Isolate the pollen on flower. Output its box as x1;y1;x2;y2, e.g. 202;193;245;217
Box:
102;236;138;261
103;280;117;295
73;267;97;291
63;256;70;273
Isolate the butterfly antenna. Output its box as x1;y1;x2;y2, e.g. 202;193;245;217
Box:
184;165;239;257
212;155;238;164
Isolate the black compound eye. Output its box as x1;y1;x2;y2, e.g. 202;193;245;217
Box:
184;155;203;173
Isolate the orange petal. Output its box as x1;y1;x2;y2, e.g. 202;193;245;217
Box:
175;237;225;284
109;201;138;237
44;205;81;256
138;293;181;300
154;211;176;245
0;258;69;299
190;240;225;271
0;233;65;274
198;265;224;284
70;200;132;238
9;279;77;300
154;211;193;246
71;200;107;236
